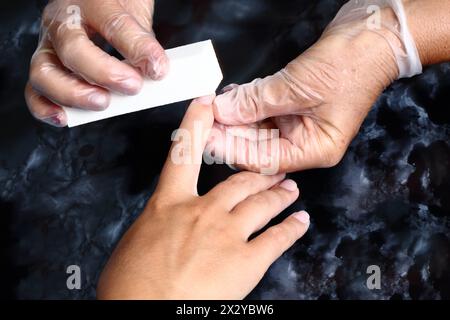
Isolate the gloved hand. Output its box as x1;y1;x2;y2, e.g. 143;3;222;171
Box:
25;0;169;127
210;0;422;173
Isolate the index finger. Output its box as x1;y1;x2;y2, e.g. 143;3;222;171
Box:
156;95;216;198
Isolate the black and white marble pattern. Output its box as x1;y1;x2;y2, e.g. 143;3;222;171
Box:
0;0;449;299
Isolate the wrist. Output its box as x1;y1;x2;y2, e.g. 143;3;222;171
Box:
356;29;399;89
323;1;421;89
403;0;450;65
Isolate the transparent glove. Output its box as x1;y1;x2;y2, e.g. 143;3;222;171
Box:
25;0;169;127
210;0;422;173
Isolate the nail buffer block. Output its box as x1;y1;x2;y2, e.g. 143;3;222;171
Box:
64;40;223;127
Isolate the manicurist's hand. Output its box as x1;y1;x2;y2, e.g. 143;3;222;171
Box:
96;95;310;300
25;0;168;127
211;0;450;173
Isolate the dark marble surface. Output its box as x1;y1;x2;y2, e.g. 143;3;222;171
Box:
0;0;449;300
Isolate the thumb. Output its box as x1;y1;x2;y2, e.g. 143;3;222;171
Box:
85;0;169;80
123;0;155;31
123;0;169;80
213;70;308;125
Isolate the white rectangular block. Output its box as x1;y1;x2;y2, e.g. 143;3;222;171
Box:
64;40;223;127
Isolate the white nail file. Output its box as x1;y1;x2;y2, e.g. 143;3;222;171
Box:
64;40;223;127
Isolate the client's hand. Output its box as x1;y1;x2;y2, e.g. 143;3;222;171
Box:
96;95;310;300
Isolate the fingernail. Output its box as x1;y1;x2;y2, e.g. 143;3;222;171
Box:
150;54;169;80
279;179;298;192
194;95;216;106
293;211;310;224
221;83;238;93
276;173;287;180
152;59;169;80
88;93;110;110
120;77;143;94
42;113;66;127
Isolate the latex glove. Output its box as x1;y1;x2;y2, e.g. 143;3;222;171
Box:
25;0;169;127
97;95;310;300
211;0;422;173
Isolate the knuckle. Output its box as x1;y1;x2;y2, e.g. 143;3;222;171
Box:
273;188;293;203
24;85;35;105
64;87;85;107
58;40;74;63
91;68;116;87
29;64;42;86
29;57;48;85
229;171;263;186
186;199;211;220
146;196;167;213
42;6;50;19
24;93;49;120
267;226;291;248
248;193;267;206
101;12;132;42
135;37;160;55
42;5;55;24
191;203;207;219
58;34;84;65
288;218;303;235
212;222;232;238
